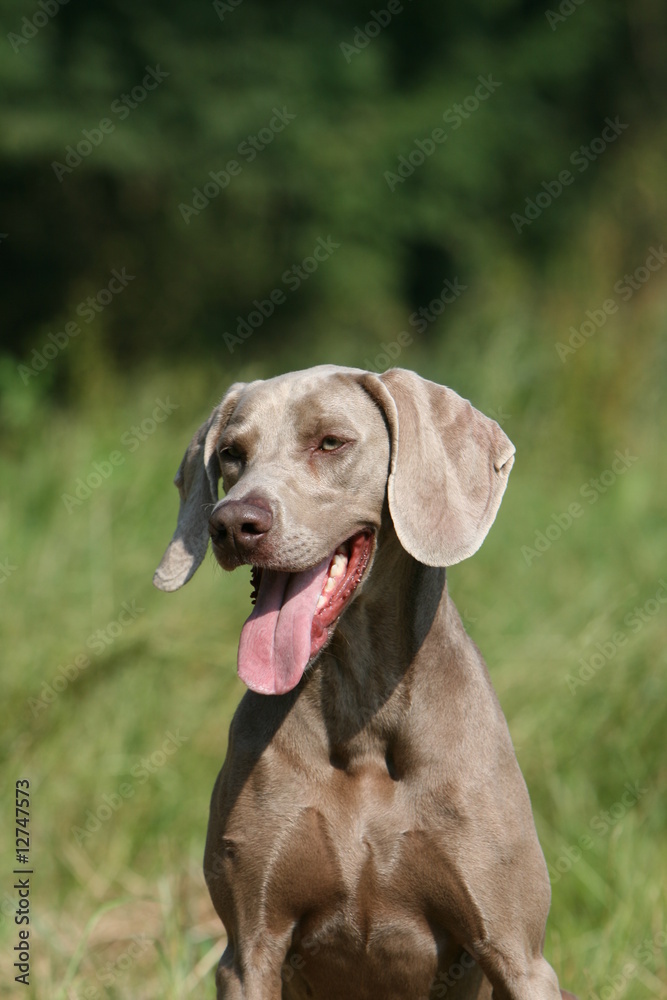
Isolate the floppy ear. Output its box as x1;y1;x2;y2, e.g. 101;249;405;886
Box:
153;385;245;591
361;368;515;567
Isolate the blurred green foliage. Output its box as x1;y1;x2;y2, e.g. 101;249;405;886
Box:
1;0;666;389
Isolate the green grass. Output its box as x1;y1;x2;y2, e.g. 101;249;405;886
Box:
1;357;665;1000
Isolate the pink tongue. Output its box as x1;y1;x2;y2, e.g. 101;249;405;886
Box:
237;555;332;695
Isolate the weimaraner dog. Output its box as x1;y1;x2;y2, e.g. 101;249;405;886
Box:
154;365;576;1000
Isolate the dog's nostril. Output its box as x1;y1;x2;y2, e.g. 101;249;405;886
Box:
330;749;348;771
385;747;400;781
209;500;273;545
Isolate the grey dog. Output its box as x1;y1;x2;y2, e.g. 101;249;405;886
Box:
154;365;576;1000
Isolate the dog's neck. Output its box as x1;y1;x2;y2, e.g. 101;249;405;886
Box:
306;519;449;750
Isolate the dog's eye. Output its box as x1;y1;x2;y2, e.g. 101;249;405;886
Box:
319;436;346;452
220;445;243;462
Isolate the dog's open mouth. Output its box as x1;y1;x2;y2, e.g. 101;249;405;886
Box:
237;530;373;695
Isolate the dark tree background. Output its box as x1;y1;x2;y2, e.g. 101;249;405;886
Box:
2;0;665;405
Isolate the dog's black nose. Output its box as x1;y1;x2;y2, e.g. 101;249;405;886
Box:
209;499;273;552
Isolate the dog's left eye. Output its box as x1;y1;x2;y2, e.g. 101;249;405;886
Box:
220;445;243;461
319;436;346;452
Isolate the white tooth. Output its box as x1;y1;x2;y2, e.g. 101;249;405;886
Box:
324;576;337;593
330;562;345;578
316;595;327;609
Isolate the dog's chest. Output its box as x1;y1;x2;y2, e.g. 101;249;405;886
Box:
324;757;409;875
209;730;474;999
281;759;472;999
220;723;458;915
232;750;426;895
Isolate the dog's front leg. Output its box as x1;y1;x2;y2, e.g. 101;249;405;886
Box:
479;951;562;1000
214;931;292;1000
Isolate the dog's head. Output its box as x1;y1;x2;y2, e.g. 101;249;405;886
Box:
154;365;514;695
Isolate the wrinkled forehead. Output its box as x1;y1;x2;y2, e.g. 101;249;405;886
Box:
225;370;382;441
